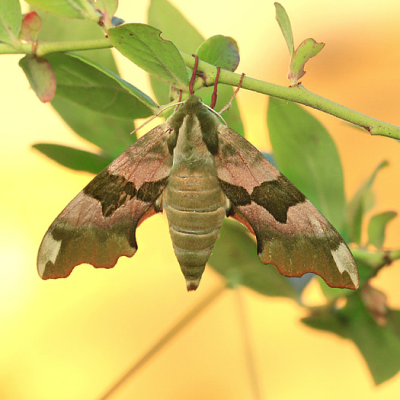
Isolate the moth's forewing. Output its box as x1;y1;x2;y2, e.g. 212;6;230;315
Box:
215;124;359;289
37;123;172;279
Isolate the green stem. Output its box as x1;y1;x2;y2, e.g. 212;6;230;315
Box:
235;288;263;400
97;283;226;400
1;37;399;139
0;38;112;57
181;52;400;140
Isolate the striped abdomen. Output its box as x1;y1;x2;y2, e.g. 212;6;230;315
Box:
164;168;226;290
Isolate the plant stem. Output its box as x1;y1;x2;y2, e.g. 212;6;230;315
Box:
97;283;226;400
180;52;400;140
235;288;263;400
0;38;112;57
2;37;399;139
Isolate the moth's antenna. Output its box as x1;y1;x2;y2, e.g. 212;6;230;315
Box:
174;90;183;111
210;67;221;109
202;102;228;126
189;55;199;95
219;73;246;114
130;101;185;135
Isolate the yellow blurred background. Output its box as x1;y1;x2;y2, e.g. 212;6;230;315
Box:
1;0;400;399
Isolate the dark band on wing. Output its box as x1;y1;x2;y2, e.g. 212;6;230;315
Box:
137;176;169;202
84;170;169;218
84;170;137;217
251;175;306;223
219;174;306;224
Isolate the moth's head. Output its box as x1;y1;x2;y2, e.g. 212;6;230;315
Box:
165;95;220;155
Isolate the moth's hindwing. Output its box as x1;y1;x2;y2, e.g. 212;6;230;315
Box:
214;124;359;289
37;123;172;279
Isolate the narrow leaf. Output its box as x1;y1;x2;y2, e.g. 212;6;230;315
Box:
19;11;42;42
209;220;299;300
19;55;56;103
108;23;189;90
45;52;157;119
51;96;135;158
267;97;347;235
348;160;388;245
367;211;397;249
33;144;112;174
196;35;240;72
0;0;22;45
289;38;324;84
25;0;98;20
274;2;294;56
302;294;400;385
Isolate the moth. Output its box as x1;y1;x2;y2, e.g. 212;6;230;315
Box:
38;95;359;291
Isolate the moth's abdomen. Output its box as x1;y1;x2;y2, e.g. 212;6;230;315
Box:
165;172;226;291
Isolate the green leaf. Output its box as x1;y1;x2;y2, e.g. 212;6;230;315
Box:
367;211;397;249
0;0;22;45
148;0;204;104
148;0;204;54
274;2;294;56
45;52;157;119
51;96;135;158
348;160;388;245
108;23;189;90
33;144;113;174
267;97;347;235
25;0;99;21
149;76;171;106
196;35;240;72
209;220;299;300
302;294;400;385
19;55;56;103
289;38;324;84
34;8;118;73
19;11;42;42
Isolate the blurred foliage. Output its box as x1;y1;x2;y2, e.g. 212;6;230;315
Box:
2;0;400;387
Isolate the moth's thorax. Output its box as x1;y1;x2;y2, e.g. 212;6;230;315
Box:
168;96;220;165
174;114;207;159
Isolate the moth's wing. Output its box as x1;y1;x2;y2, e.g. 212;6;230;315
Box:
215;125;359;289
38;123;172;279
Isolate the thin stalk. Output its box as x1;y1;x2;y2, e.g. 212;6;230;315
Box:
0;38;112;56
235;288;263;400
98;283;226;400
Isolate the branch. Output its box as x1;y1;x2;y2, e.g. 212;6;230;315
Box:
0;38;112;57
98;283;226;400
2;37;399;140
180;52;400;140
